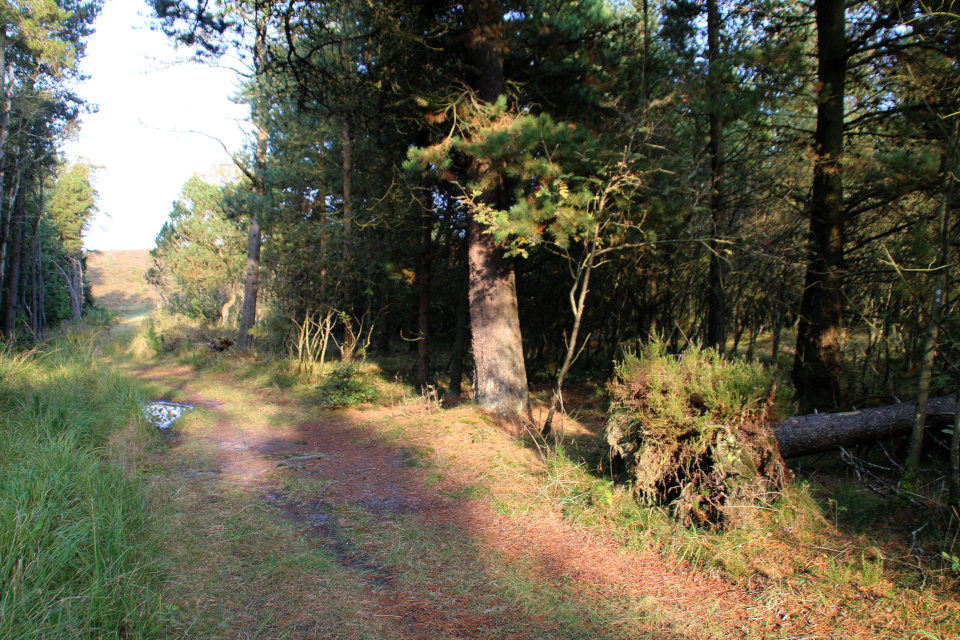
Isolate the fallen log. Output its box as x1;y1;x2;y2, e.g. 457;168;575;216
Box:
772;395;957;458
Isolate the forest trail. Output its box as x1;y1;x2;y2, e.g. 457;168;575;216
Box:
84;252;912;639
123;357;861;640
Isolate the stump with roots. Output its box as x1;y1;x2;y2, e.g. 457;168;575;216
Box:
605;342;791;529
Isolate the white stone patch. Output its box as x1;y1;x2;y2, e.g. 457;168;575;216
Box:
144;401;194;429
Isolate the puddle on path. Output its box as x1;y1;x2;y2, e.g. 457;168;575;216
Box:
143;401;194;429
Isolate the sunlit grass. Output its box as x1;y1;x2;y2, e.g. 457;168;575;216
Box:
0;328;166;639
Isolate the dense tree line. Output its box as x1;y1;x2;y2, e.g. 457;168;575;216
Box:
0;0;104;341
147;0;960;422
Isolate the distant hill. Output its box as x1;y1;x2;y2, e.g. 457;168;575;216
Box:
86;249;158;319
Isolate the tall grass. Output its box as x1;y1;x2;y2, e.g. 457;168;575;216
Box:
0;329;164;639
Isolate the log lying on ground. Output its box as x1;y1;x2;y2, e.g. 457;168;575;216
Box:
773;396;957;458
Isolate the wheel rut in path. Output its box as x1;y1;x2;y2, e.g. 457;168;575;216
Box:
138;363;817;639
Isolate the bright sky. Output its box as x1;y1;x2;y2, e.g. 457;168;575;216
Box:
65;0;249;251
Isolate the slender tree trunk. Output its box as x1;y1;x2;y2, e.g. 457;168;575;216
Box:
770;302;785;368
340;121;356;363
705;0;726;353
27;184;41;338
905;128;955;487
237;21;269;351
543;225;599;437
792;0;847;411
950;379;960;507
447;271;470;397
417;206;432;388
73;252;83;318
220;289;237;326
463;0;529;417
3;183;25;338
0;28;14;252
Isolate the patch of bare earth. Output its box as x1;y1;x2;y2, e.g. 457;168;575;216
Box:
139;363;904;639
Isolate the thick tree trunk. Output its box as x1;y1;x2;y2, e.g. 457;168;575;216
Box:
772;396;957;459
792;0;847;411
237;212;261;349
463;0;529;417
468;215;528;415
705;0;726;353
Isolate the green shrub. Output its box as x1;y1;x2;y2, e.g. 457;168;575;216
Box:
315;363;378;406
144;321;163;356
605;340;791;528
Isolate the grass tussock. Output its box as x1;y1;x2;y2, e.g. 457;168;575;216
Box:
0;328;165;639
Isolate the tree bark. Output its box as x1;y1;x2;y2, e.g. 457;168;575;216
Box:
773;396;957;459
950;383;960;507
792;0;847;411
3;183;25;338
340;121;355;363
236;19;269;351
705;0;726;353
237;211;262;349
417;206;432;388
447;272;470;397
0;28;15;262
905;126;955;487
0;155;22;287
463;0;529;417
220;289;237;326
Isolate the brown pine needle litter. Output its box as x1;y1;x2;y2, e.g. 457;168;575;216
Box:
116;351;960;640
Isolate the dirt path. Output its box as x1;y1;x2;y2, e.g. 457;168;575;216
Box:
133;361;851;640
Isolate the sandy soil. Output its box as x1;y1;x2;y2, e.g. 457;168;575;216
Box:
87;249;158;318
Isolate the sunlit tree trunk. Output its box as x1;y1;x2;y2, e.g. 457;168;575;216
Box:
237;19;269;350
463;0;529;417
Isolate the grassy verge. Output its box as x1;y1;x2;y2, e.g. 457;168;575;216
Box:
0;327;166;639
